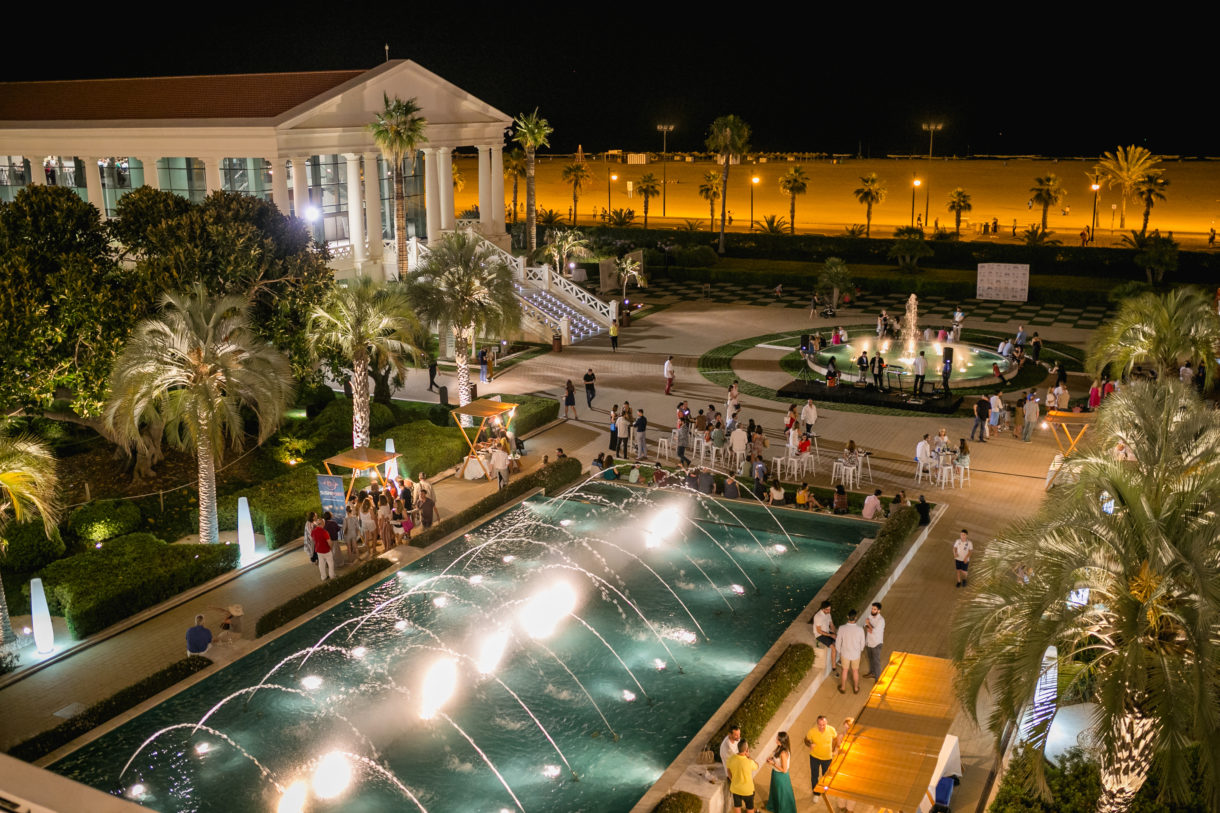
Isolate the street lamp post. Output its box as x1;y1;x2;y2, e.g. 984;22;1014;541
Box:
911;178;921;226
921;122;944;159
656;124;674;218
608;172;617;215
750;176;759;230
1090;177;1101;244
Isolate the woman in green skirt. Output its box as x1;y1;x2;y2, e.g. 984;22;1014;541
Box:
765;731;797;813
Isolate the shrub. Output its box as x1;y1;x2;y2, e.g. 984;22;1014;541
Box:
6;656;212;761
675;245;719;268
255;557;396;637
35;534;240;638
709;644;816;750
652;791;702;813
215;465;321;551
479;392;560;437
294;380;336;418
0;520;66;572
828;506;920;624
374;422;473;480
389;399;451;427
67;499;142;543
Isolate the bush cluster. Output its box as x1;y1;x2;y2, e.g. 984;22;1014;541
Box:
478;392;560;437
828;506;920;624
34;534;240;638
652;791;702;813
374;421;472;481
67;499;142;543
6;656;212;762
255;557;396;638
214;464;322;551
293;381;336;418
0;519;65;572
388;399;451;427
708;643;816;750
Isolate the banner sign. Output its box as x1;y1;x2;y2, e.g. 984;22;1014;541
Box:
317;474;346;518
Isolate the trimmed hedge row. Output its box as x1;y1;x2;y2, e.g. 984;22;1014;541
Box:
0;520;65;572
828;506;921;624
34;534;240;638
708;643;816;751
214;464;322;551
254;557;396;638
480;391;561;437
373;421;473;480
6;656;212;762
407;457;584;549
67;499;142;543
652;791;703;813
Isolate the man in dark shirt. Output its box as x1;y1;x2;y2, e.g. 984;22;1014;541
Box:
634;409;648;459
186;614;212;656
427;356;438;391
970;395;991;443
583;368;596;408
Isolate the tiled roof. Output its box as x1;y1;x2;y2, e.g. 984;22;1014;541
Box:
0;70;367;122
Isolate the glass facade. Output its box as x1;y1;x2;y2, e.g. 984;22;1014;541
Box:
157;157;207;204
220;157;272;201
99;157;152;216
378;153;426;242
0;156;31;202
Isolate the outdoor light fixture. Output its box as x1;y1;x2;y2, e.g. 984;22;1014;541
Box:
420;658;458;719
312;751;353;800
475;628;509;674
304;206;320;221
518;583;578;639
29;578;54;654
237;497;255;563
277;780;307;813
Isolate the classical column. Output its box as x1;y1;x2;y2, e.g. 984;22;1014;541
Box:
363;152;384;262
477;145;492;233
490;145;505;234
290;156;310;218
423;148;441;242
343;153;366;268
270;157;290;214
204;157;223;194
25;154;45;186
437;147;454;231
81;157;105;214
138;157;160;189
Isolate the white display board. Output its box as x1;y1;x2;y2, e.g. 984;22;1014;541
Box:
976;263;1030;301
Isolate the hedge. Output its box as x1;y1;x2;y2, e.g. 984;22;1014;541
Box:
34;534;241;638
373;421;473;480
6;656;212;762
389;398;452;427
652;791;702;813
67;499;142;543
407;457;584;549
254;556;396;637
828;506;920;624
479;391;560;437
708;643;816;752
0;519;65;572
214;465;322;551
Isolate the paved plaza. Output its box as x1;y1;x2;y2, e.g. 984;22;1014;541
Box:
0;294;1085;810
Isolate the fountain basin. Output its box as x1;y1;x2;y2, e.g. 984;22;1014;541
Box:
51;483;866;812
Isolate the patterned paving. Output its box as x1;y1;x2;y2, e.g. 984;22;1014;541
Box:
618;279;1112;330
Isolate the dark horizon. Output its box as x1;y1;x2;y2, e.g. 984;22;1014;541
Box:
2;4;1211;158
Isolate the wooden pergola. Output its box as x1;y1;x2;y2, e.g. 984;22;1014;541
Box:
323;447;402;503
1043;409;1096;490
450;398;518;480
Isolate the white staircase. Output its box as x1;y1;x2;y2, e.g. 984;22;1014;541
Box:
513;283;606;343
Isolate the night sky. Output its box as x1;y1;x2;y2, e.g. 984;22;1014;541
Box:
2;4;1211;157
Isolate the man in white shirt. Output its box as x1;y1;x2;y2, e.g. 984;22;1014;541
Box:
663;355;675;394
915;433;934;474
719;722;742;778
836;609;867;694
812;600;837;676
912;351;927;394
952;307;965;341
800;399;818;435
730;425;749;456
490;445;510;490
862;489;883;520
1022;391;1040;443
863;602;885;679
953;529;974;587
1180;362;1193;384
989;392;1004;435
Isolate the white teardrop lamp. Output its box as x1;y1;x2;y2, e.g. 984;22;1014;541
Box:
385;438;398;480
29;578;54;654
237;497;256;564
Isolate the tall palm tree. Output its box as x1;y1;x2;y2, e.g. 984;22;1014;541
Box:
561;162;591;225
1030;174;1064;231
1095;145;1163;230
0;433;59;647
946;187;972;236
512;109;553;253
367;94;428;280
308;277;422;448
698;171;722;232
104;286;293;545
1088;287;1219;387
777;166;809;234
405;231;522;412
852;174;887;237
539;228;590;278
636;173;660;228
705;114;752;254
952;380;1220;813
504;148;526;224
1134;175;1169;236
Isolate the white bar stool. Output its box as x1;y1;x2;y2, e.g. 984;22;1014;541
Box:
915;459;933;484
937;463;956;489
956;460;972;485
656;437;672;459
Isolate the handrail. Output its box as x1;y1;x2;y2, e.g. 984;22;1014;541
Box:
541;265;612;326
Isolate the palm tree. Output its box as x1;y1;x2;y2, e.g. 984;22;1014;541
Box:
1088;287;1219;386
1021;225;1061;246
946;188;972;236
367;94;428;280
540;228;590;278
817;257;852;306
888;226;933;272
104;286;293;545
308;277;422;449
1134;175;1169;236
636;173;660;228
1095;145;1163;230
504;148;526;224
705;114;752;254
952;380;1220;813
405;230;522;412
777;167;809;234
698;171;722;232
536;208;565;229
451;163;465;193
512;109;553;253
1030;174;1064;231
618;256;646;301
756;214;789;235
561;162;592;225
853;174;887;237
0;433;59;648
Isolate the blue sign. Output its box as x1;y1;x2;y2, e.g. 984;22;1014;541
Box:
317;475;346;518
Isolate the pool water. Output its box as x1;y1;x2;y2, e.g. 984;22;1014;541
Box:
52;483;864;812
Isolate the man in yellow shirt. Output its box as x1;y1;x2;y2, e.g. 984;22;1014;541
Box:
804;715;837;798
726;739;759;813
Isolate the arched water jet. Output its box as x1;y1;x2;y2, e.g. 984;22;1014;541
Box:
533;641;618;741
120;723;279;784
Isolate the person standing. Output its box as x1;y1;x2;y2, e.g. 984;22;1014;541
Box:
952;306;965;341
800;399;818;435
609;319;619;352
341;505;361;560
583;368;597;408
563;380;578;420
953;529;973;587
941;356;952;394
634;408;648;459
870;350;885;389
186;614;213;657
478;347;489;383
765;732;797;813
836;609;866;694
1030;332;1043;364
727;740;759;813
490;443;510;490
804;716;838;798
427;355;439;392
608;404;620;452
615;410;630;458
720;723;742;775
1022;391;1040;442
989;391;1004;436
310;520;335;580
812;600;837;675
676;419;691;466
663;355;675;394
863;602;885;678
1015;325;1027;349
912;350;927;394
970;395;990;442
322;510;342;566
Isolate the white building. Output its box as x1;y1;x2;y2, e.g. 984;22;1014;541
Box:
0;60;513;279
